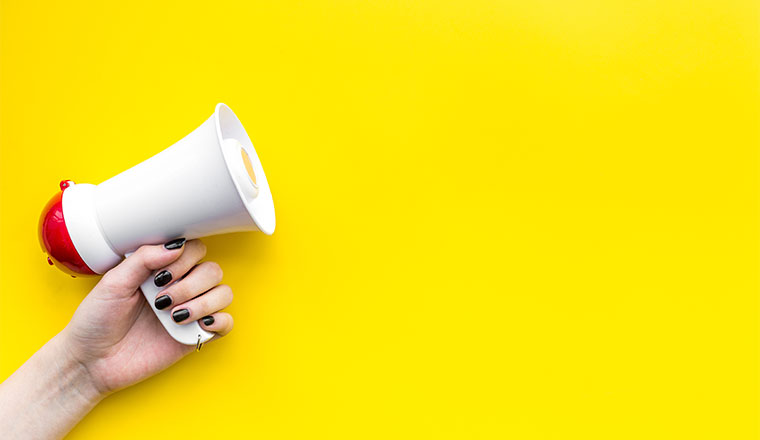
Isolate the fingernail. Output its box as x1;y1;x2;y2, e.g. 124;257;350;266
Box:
155;294;172;310
154;270;172;287
164;238;186;250
202;315;215;326
172;309;190;323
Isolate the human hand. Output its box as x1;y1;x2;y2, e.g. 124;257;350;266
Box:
0;238;235;439
60;238;234;395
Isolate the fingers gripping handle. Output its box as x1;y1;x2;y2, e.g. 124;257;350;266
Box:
139;270;215;346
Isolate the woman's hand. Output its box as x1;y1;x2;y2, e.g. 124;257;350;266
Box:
0;238;234;439
63;238;234;394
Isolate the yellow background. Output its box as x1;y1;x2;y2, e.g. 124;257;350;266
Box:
1;0;758;438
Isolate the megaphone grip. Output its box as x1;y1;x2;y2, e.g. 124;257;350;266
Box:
138;267;215;346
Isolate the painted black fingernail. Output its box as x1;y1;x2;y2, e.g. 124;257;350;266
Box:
154;270;172;287
155;294;172;310
172;309;190;323
164;238;186;250
202;315;215;326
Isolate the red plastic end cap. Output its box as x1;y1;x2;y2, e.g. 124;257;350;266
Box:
38;191;96;275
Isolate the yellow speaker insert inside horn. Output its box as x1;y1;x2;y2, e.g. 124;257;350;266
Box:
240;148;257;186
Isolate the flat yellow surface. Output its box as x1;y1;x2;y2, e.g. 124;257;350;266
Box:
1;1;758;438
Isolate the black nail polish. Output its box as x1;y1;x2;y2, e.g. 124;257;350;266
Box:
172;309;190;323
154;270;172;287
155;294;172;310
164;238;186;250
202;315;215;326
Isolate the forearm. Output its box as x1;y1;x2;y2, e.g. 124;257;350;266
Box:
0;332;104;439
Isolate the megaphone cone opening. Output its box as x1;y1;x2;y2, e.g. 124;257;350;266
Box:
214;103;275;235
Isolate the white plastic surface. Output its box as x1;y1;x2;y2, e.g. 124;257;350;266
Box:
59;104;276;345
92;103;274;255
61;183;122;274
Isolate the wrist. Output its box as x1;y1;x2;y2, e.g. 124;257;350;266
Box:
0;330;105;439
50;331;107;405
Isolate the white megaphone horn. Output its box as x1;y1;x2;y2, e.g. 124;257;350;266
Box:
39;103;275;346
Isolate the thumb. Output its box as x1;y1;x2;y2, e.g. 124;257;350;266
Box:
99;239;186;297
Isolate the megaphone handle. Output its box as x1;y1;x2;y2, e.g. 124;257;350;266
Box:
138;271;216;346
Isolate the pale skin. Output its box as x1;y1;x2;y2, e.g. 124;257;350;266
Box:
0;239;232;439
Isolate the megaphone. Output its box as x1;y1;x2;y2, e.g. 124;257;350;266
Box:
38;103;275;346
